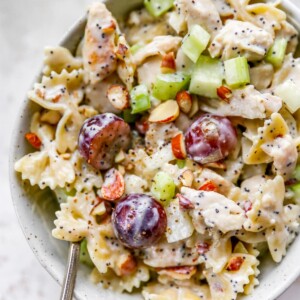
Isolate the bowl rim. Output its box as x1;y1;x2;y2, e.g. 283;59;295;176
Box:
8;0;300;299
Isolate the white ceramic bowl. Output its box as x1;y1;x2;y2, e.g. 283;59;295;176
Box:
9;1;300;299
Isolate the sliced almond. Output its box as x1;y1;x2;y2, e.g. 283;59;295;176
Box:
203;161;226;169
188;95;200;118
171;133;187;159
25;132;42;150
217;86;232;103
161;52;176;73
149;100;180;123
40;110;61;125
156;266;197;280
116;43;129;60
180;169;194;187
117;165;126;176
199;180;218;192
227;256;244;271
176;91;192;114
101;168;125;201
107;84;130;110
117;254;137;276
115;149;125;163
177;193;195;210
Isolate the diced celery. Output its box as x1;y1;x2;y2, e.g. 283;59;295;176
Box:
224;56;250;88
291;183;300;203
266;38;287;68
144;0;174;17
80;239;94;268
182;25;211;63
274;79;300;113
123;109;137;123
130;85;151;114
189;55;224;98
151;171;176;206
176;159;186;169
130;44;143;55
165;199;194;243
293;165;300;181
152;72;191;101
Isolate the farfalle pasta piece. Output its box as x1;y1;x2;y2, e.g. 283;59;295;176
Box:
242;113;289;164
181;187;246;234
209;20;273;61
143;238;202;268
53;191;135;275
15;113;75;190
69;150;103;193
43;46;82;76
124;174;148;194
204;251;259;300
82;2;118;84
91;263;150;292
199;85;282;120
227;0;286;35
142;282;211;300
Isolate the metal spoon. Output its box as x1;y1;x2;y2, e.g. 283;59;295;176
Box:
60;242;81;300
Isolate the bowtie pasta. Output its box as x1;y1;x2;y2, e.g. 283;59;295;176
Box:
15;0;300;299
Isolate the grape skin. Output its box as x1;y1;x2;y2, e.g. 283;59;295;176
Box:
185;114;237;164
112;194;167;249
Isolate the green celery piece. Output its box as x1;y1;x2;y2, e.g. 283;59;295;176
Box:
176;159;186;169
266;38;288;68
130;44;143;55
144;0;174;17
189;55;224;98
80;239;94;268
151;171;176;206
224;56;250;88
123;109;137;123
130;85;151;114
291;183;300;202
152;72;191;101
293;165;300;181
274;79;300;113
182;25;211;63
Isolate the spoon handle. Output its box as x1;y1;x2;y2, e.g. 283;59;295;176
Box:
60;242;81;300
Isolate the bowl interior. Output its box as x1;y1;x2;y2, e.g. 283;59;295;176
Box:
9;0;300;299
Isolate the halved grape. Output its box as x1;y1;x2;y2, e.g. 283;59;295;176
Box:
112;194;167;249
185;114;237;164
78;113;131;170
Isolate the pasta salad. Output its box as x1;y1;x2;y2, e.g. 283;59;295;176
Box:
15;0;300;299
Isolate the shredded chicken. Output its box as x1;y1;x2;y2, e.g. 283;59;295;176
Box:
174;0;222;36
211;0;235;18
250;63;274;91
209;20;273;61
137;56;162;90
261;135;297;180
276;21;299;54
124;8;174;45
82;2;118;84
145;123;180;149
85;74;121;114
132;36;182;66
199;85;282;119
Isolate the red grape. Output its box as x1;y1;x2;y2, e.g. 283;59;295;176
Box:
112;194;167;249
78;113;131;170
185;114;237;164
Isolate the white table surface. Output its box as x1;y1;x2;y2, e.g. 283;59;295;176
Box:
1;0;300;299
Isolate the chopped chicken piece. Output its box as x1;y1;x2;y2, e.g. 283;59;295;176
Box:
132;36;182;66
83;2;118;84
250;63;274;90
199;85;282;119
209;20;273;61
174;0;222;36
